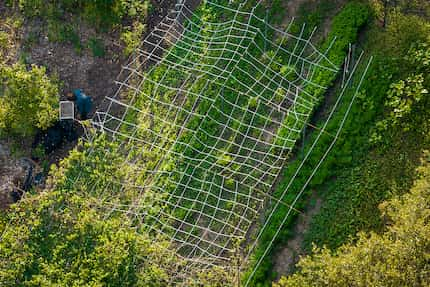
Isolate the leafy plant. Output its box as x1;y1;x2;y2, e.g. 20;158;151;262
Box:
243;3;372;285
31;143;45;159
275;151;430;287
47;20;82;52
15;0;151;29
372;38;430;140
87;37;105;57
0;63;59;137
121;21;146;56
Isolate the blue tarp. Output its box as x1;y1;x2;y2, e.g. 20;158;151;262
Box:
73;89;92;119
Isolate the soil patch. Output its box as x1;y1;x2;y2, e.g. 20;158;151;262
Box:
272;192;321;278
0;0;192;209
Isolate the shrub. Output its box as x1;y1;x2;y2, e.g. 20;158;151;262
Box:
275;152;430;287
121;21;146;56
88;37;105;57
0;63;59;137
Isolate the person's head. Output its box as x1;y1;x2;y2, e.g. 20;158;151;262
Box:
66;92;76;101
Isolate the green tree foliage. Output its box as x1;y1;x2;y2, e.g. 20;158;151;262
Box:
372;36;430;140
371;0;430;25
274;151;430;287
303;5;430;252
0;134;231;286
0;63;59;137
121;21;146;56
384;11;430;54
384;74;427;127
0;192;178;286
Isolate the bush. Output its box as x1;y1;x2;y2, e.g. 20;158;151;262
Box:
46;20;82;52
275;152;430;287
121;21;146;56
372;37;430;140
0;63;59;137
88;37;105;57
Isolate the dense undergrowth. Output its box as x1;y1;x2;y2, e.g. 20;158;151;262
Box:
275;150;430;286
264;1;430;286
302;0;430;254
1;0;429;286
0;15;59;138
0;0;350;284
243;2;372;285
0;134;231;286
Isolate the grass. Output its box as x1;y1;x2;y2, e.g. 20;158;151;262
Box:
250;5;430;286
87;37;105;58
47;20;82;53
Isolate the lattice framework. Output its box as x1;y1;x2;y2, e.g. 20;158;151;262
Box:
89;0;340;278
0;0;370;285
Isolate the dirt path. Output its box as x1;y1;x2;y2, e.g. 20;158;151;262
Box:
272;193;321;278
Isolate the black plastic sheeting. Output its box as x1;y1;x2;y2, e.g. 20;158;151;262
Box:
33;120;78;155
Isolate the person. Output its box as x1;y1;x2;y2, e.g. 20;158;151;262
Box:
66;89;93;120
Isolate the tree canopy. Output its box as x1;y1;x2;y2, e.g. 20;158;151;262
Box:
0;135;231;286
274;150;430;287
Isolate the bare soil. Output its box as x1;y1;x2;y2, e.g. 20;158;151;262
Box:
0;0;187;208
272;193;322;278
22;0;182;116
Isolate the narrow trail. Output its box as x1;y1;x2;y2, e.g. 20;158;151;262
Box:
273;193;322;278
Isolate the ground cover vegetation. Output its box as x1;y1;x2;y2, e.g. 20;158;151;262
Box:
0;0;151;140
275;151;430;286
0;0;429;286
261;0;430;286
0;0;346;284
104;0;367;272
300;0;430;255
243;2;373;285
0;134;230;286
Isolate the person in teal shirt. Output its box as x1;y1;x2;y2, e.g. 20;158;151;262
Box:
67;89;93;120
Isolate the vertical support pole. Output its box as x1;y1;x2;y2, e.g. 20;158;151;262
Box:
351;44;356;72
236;262;240;287
264;10;269;53
233;241;241;287
342;43;352;89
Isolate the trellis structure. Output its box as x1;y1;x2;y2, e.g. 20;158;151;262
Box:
77;0;369;284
